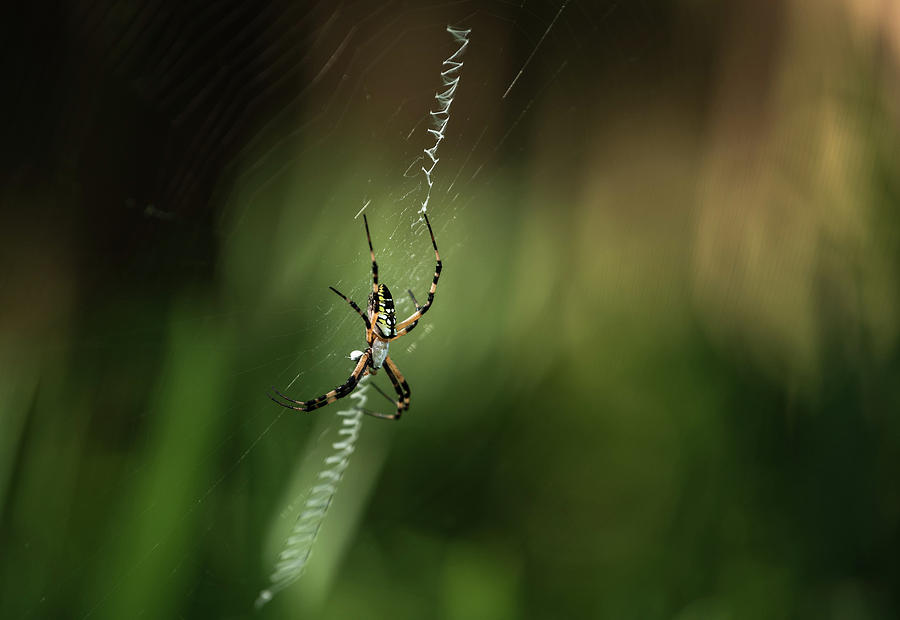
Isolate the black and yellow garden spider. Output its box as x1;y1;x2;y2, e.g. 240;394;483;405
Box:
268;213;442;420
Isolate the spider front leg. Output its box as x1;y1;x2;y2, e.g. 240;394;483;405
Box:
269;350;370;412
363;356;410;420
396;211;442;331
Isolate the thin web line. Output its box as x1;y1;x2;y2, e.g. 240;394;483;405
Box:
502;0;569;99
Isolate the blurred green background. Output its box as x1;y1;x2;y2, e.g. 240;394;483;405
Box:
2;1;900;618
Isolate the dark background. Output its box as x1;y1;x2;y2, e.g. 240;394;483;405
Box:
2;1;900;618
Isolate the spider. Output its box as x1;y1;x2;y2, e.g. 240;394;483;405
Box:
268;212;441;420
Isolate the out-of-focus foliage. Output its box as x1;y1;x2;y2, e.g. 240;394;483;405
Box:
1;2;899;618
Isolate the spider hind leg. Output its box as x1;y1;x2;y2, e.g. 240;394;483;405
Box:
329;286;369;329
363;215;378;293
396;212;442;331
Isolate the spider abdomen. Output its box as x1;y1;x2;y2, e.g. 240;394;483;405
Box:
368;283;397;338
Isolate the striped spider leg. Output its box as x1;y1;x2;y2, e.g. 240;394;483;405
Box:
364;356;411;420
392;212;442;335
269;350;371;412
268;213;441;420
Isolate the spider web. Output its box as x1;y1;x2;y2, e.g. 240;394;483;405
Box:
5;2;899;618
253;25;471;609
0;2;606;617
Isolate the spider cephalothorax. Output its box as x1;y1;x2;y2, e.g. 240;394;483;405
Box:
268;212;441;420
